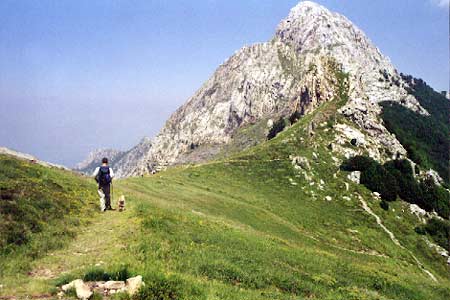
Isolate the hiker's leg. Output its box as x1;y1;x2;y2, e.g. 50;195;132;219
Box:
97;189;106;211
103;184;111;209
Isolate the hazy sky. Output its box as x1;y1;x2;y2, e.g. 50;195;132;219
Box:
0;0;448;167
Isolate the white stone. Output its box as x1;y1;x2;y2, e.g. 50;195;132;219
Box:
291;156;310;170
62;279;92;300
409;204;427;219
347;171;361;184
325;196;332;201
104;281;126;290
126;275;144;295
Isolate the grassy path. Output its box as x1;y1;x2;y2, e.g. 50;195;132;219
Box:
1;193;139;297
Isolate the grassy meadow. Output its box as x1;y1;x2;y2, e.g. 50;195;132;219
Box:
0;95;449;299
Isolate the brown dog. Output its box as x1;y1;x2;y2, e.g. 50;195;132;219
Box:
117;195;126;212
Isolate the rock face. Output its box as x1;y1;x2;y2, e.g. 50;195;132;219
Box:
79;1;428;177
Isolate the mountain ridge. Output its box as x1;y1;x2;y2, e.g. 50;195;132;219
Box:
78;1;435;178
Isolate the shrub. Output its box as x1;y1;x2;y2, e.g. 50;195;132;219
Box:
342;157;449;219
423;218;450;251
83;267;111;281
340;156;377;172
110;265;132;281
267;117;286;140
134;273;205;300
380;200;389;211
83;265;132;282
360;164;398;202
414;226;426;235
419;179;450;219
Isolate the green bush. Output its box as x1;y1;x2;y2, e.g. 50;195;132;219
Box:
360;164;398;202
83;267;111;281
83;265;132;282
380;200;390;211
340;156;377;172
419;179;450;219
423;218;450;251
133;273;205;300
414;226;426;235
267;117;286;140
342;157;449;219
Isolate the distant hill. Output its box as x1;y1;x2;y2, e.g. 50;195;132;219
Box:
74;148;126;175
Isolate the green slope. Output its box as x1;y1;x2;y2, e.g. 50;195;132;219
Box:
111;99;449;299
0;154;99;293
2;72;449;299
381;76;450;185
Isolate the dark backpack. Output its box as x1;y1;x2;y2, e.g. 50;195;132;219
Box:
96;166;112;185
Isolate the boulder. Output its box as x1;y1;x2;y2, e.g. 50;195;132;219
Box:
425;170;443;186
409;204;427;223
126;275;144;295
62;279;92;300
62;279;78;292
104;281;126;290
347;171;361;184
291;156;310;170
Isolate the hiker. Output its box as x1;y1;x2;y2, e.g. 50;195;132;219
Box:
93;157;115;211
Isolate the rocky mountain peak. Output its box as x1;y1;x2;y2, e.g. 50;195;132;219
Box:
77;1;434;178
286;1;332;18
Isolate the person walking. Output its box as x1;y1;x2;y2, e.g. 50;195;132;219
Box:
93;157;115;211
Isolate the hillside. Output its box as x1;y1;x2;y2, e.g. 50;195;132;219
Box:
380;76;450;185
2;1;449;299
0;153;99;293
2;90;449;299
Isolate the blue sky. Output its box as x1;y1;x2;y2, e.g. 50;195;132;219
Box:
0;0;448;166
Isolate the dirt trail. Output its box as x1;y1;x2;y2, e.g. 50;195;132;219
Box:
1;201;139;297
34;209;137;276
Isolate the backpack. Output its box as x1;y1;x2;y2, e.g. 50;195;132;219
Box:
96;166;112;185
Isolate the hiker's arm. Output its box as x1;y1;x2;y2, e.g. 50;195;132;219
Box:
92;167;99;177
110;168;115;179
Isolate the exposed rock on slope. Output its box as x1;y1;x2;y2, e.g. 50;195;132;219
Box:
83;1;430;177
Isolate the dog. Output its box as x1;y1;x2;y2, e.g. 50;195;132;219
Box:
117;195;126;212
